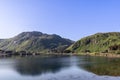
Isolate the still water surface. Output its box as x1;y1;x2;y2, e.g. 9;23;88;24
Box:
0;56;120;80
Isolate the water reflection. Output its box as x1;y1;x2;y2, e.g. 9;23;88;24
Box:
14;56;72;76
80;56;120;76
0;56;120;80
11;56;120;76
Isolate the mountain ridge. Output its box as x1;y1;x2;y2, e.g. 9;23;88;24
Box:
0;31;74;53
68;32;120;54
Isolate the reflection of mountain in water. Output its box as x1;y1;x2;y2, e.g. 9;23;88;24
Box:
14;56;71;76
80;57;120;76
13;56;120;76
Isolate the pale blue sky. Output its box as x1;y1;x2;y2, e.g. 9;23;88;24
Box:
0;0;120;41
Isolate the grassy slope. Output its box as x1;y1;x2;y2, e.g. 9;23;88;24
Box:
0;31;74;53
68;32;120;53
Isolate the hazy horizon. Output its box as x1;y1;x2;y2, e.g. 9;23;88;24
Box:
0;0;120;40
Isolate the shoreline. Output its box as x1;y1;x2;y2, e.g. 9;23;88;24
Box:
1;51;120;58
76;53;120;58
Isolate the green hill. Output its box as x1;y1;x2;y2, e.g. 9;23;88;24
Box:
0;31;74;53
68;32;120;54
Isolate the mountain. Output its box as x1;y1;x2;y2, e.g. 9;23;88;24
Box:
68;32;120;54
0;31;74;53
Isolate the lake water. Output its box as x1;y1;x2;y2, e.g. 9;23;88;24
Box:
0;56;120;80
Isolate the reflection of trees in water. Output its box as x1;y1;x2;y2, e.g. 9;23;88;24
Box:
14;57;71;76
80;57;120;76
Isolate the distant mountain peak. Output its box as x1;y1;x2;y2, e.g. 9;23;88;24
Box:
18;31;43;37
0;31;74;53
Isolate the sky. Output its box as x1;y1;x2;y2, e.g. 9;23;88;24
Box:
0;0;120;41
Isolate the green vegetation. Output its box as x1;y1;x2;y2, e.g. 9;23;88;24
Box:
83;57;120;76
1;31;120;55
68;32;120;54
0;31;74;53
